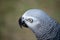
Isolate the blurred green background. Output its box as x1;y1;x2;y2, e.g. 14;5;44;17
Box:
0;0;60;40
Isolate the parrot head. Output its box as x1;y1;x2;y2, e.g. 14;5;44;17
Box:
18;9;43;29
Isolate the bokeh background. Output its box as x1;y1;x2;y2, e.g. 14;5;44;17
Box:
0;0;60;40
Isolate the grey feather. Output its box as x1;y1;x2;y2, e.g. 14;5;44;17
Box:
19;9;60;40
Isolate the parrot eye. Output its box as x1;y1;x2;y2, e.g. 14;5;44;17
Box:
26;18;33;23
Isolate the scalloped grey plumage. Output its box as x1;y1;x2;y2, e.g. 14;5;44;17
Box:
19;9;60;40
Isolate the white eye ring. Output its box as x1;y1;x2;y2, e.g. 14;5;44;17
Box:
26;18;33;23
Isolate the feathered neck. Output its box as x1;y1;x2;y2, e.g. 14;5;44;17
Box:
29;23;60;40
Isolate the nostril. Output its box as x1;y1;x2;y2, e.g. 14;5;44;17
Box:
22;17;24;19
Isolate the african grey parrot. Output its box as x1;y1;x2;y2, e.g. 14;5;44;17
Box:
18;9;60;40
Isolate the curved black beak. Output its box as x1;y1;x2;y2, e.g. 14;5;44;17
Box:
18;17;28;28
19;17;23;28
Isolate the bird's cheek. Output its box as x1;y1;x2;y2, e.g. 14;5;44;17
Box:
25;21;32;27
